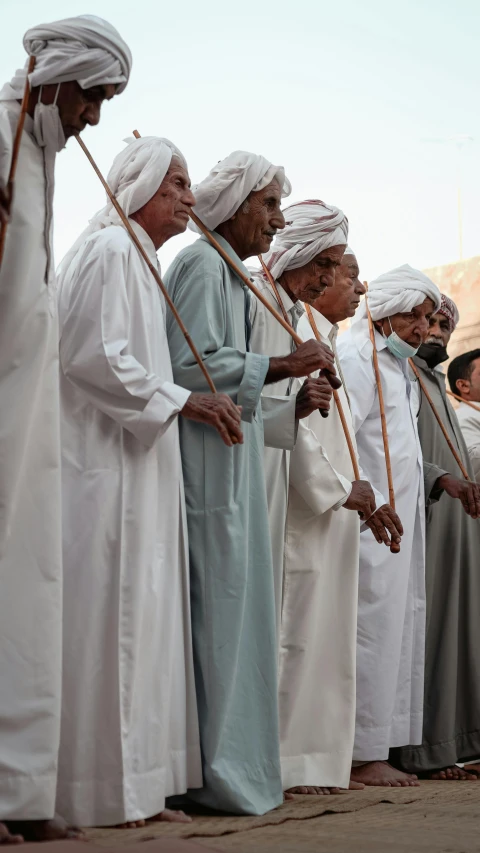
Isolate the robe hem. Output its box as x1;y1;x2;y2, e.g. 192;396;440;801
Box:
0;773;56;820
280;749;353;790
392;728;480;773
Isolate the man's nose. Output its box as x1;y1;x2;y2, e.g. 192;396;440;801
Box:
417;317;430;338
271;207;285;230
355;279;366;295
84;103;101;127
183;188;196;207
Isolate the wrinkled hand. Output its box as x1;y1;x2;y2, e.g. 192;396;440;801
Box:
365;504;403;553
343;480;377;519
284;340;341;388
295;376;333;420
181;393;243;447
0;185;10;227
437;474;480;519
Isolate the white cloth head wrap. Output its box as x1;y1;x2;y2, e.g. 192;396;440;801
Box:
190;150;291;231
58;136;186;275
0;14;131;101
261;199;348;281
345;246;356;256
353;264;441;326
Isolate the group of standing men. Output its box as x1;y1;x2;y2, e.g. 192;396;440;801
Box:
2;13;480;846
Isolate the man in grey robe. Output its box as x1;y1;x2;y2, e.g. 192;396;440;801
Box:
391;294;480;779
165;151;338;815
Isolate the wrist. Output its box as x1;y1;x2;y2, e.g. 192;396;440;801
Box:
436;473;453;489
265;356;290;385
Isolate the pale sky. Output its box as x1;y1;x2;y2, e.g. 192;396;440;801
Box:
2;0;480;280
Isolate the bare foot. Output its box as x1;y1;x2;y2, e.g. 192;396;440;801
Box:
5;815;82;842
428;765;477;781
351;761;419;787
462;764;480;776
0;822;23;845
286;786;342;795
283;792;295;801
348;780;365;790
149;809;192;824
117;820;147;829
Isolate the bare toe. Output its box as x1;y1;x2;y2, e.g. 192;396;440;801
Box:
157;809;192;824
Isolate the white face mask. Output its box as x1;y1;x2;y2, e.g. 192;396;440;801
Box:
384;317;420;359
33;84;66;153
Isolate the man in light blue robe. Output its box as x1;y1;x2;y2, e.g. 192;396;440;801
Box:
165;151;337;814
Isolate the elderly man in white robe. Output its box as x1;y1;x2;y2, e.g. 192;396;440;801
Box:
337;265;475;787
0;16;131;844
165;152;338;815
56;137;242;829
254;212;397;795
249;200;348;631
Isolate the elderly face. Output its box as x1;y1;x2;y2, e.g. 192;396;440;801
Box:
313;252;366;323
425;312;452;348
280;244;346;304
235;178;286;256
378;296;435;348
33;81;117;138
132;156;195;249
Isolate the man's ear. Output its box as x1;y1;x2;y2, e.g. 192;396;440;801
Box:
456;378;470;396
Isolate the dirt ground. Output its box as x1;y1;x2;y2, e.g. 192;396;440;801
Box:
66;781;480;852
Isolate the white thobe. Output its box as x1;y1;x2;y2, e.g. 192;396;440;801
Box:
279;307;358;790
456;401;480;484
249;278;301;632
56;221;202;826
0;102;62;819
337;324;426;760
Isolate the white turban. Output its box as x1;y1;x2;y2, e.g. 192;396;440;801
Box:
354;264;441;325
58;136;186;275
190;150;291;231
261;199;348;281
0;14;131;101
345;246;356;256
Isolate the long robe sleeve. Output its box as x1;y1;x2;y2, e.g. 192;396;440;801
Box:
457;406;480;483
261;395;297;450
165;241;269;422
59;232;190;448
289;418;351;514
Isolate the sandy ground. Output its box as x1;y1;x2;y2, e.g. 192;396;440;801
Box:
13;783;480;852
71;781;480;852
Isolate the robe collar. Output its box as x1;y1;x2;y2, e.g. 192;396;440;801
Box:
350;316;387;360
307;305;338;344
413;354;445;375
128;218;159;267
200;231;251;284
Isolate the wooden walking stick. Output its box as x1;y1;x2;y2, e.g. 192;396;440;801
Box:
447;389;480;413
0;55;36;269
409;359;471;480
75;134;219;398
364;283;396;509
304;303;361;481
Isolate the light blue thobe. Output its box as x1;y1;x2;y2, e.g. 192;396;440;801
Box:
165;233;284;815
